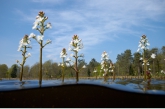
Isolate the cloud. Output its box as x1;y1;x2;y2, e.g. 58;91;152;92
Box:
15;0;165;63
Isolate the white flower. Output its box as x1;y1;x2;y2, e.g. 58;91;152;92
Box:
21;39;29;46
147;62;150;65
104;69;108;72
46;23;52;29
101;51;109;65
32;24;38;30
58;63;64;67
73;39;79;44
140;57;143;60
66;63;70;67
36;16;43;22
161;70;164;73
60;53;66;58
29;33;36;39
101;51;107;57
32;18;40;30
74;47;80;52
146;43;150;46
93;69;97;73
69;41;73;46
58;63;61;66
137;48;140;52
19;37;30;47
137;35;150;51
110;70;113;72
26;53;31;58
151;53;156;59
60;48;67;58
141;46;145;49
46;39;52;44
82;65;86;68
37;35;44;41
138;43;142;47
141;39;145;43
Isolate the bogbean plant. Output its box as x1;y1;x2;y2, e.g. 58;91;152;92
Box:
58;48;67;83
28;11;52;85
65;35;86;83
137;35;156;81
17;35;32;81
100;51;115;82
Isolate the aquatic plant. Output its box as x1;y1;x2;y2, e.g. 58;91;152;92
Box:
58;48;67;83
65;35;86;83
109;62;115;82
17;35;32;81
100;51;115;82
30;11;52;85
137;35;156;81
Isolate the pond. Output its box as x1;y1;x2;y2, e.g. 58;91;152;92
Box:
0;78;165;95
0;78;165;107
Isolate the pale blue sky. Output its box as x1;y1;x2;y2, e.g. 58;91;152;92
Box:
0;0;165;68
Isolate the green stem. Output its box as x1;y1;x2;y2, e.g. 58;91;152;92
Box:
62;57;65;83
20;46;27;81
113;68;115;82
143;49;147;81
75;51;79;83
39;41;43;86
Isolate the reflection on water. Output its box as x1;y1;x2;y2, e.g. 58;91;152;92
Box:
115;79;165;94
0;78;165;95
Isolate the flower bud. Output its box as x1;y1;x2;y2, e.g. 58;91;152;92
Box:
38;11;45;17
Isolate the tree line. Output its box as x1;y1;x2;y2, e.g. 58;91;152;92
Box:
115;46;165;76
0;46;165;79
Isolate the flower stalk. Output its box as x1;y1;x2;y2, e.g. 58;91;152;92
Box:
66;35;85;83
59;48;67;83
17;35;32;81
101;51;112;82
137;35;156;81
30;11;52;86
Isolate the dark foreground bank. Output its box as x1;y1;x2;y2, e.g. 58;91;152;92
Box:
0;84;164;108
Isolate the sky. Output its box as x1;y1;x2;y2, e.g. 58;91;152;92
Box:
0;0;165;68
